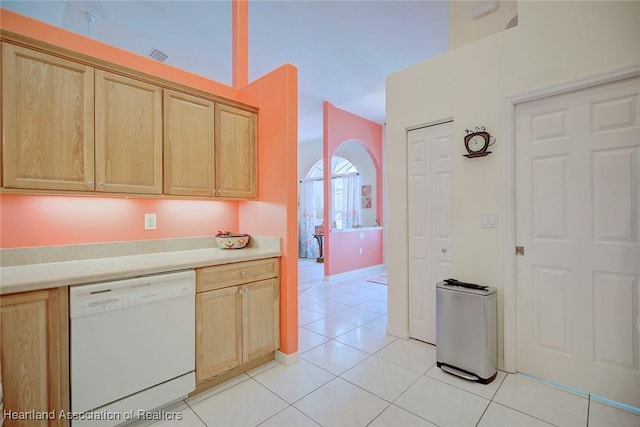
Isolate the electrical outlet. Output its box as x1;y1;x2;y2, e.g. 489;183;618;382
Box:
144;213;157;231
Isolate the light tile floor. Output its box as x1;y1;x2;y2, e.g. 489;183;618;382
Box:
143;260;640;427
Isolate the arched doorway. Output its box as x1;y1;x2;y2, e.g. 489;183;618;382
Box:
299;155;360;266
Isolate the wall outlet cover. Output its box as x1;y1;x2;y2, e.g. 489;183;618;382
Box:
144;213;157;231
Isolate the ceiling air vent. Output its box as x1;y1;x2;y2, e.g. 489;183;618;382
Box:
148;48;168;63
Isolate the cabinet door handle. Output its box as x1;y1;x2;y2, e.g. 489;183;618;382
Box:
212;189;216;194
98;181;105;188
87;180;94;189
241;271;247;277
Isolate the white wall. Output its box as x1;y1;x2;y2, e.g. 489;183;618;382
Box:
298;139;323;180
448;0;518;50
385;1;640;365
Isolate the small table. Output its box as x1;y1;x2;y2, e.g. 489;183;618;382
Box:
313;234;324;263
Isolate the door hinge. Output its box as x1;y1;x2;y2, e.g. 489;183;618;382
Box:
515;246;525;256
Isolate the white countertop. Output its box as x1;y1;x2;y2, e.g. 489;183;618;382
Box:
0;245;281;295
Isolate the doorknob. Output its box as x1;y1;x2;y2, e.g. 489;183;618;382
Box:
441;248;447;253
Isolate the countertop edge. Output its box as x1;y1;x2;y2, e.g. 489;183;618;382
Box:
0;248;281;295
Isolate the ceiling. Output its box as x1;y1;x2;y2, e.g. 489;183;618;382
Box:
2;1;449;144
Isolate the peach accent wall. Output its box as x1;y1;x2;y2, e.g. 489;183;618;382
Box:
238;64;299;355
322;102;383;276
1;8;299;355
232;0;249;88
0;194;238;248
0;9;242;249
330;229;384;273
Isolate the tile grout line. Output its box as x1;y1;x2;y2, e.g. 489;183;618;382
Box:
486;401;564;427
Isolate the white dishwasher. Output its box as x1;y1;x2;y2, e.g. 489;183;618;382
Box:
70;269;195;426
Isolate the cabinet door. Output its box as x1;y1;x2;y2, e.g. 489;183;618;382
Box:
2;43;94;191
196;286;242;384
164;89;215;196
243;278;279;362
95;70;162;194
214;104;257;199
1;288;69;427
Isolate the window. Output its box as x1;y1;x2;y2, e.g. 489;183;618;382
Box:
304;156;361;230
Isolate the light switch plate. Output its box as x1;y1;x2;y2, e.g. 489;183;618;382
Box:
481;212;497;228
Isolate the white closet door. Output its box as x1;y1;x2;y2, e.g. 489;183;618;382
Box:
516;76;640;407
408;122;454;344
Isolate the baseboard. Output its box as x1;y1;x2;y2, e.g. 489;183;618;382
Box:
497;358;507;372
324;263;386;281
386;326;409;340
190;352;274;396
275;350;299;366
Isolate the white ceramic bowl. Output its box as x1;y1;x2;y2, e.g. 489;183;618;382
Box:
215;234;250;249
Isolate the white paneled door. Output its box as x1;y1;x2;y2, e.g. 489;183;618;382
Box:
516;76;640;407
408;122;454;344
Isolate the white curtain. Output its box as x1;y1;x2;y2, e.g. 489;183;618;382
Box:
298;181;319;258
334;174;361;229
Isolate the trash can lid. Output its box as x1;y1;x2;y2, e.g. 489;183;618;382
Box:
437;280;497;296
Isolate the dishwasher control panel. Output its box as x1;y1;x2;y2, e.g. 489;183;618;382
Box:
70;269;195;318
78;291;159;315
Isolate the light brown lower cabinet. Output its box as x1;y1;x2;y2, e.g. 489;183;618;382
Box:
0;287;69;427
195;259;279;392
196;286;242;381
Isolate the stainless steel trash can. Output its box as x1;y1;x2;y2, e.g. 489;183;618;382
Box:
436;280;497;384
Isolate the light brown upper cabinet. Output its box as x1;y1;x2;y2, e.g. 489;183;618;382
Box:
95;70;163;194
2;43;95;191
164;92;257;199
164;89;216;196
215;104;257;199
2;43;162;195
2;41;258;199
